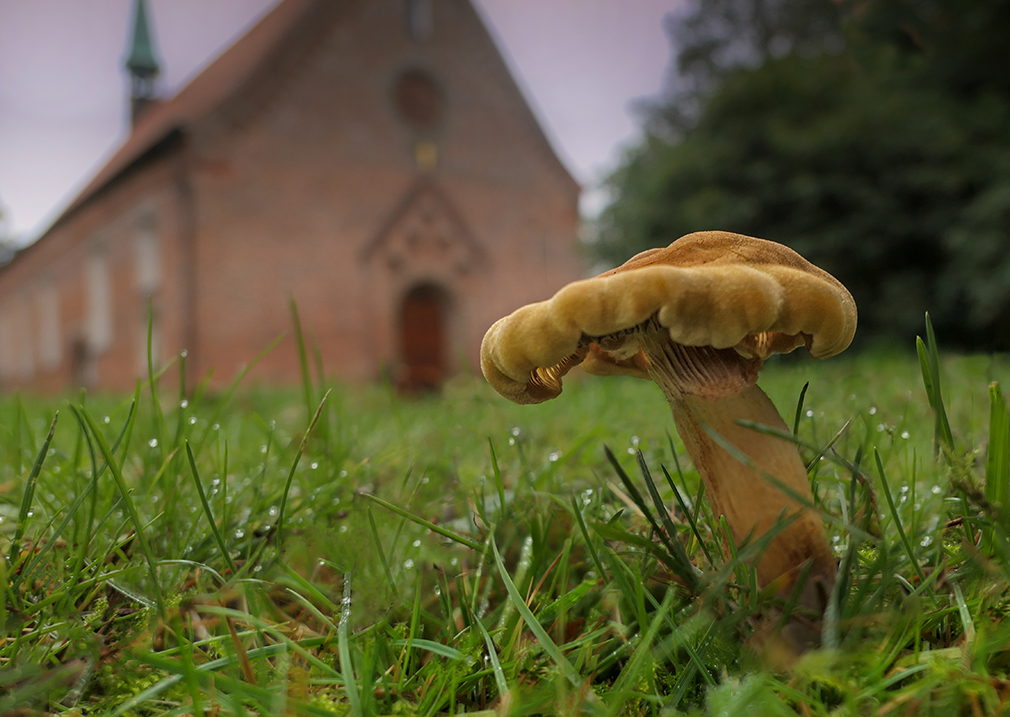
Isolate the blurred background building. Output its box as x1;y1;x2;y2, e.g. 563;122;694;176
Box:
0;0;583;392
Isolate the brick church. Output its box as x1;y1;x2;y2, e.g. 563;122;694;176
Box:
0;0;582;393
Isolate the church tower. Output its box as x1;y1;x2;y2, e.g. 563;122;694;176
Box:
124;0;161;126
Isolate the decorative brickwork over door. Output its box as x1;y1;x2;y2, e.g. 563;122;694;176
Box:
399;284;447;391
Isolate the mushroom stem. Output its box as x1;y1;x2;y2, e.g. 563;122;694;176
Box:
668;386;836;612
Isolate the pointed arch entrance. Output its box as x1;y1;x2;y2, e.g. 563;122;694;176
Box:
398;282;450;391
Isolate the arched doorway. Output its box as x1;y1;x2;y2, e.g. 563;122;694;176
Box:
398;283;449;392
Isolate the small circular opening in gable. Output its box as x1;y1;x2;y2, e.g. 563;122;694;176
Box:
394;70;443;129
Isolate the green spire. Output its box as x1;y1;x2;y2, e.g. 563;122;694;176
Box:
125;0;160;79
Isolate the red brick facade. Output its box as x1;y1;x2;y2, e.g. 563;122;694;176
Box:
0;0;582;393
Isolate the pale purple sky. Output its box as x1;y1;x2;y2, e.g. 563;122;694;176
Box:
0;0;680;243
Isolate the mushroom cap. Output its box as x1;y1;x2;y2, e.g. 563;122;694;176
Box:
480;231;857;404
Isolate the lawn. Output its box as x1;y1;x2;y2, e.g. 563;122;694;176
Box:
3;327;1010;715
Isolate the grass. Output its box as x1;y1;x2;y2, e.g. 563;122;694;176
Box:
4;324;1010;715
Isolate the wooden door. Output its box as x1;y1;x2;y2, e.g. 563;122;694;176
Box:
399;284;446;391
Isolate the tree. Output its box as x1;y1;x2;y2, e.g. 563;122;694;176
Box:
595;0;1010;348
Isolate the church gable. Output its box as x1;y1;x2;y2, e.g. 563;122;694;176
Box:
363;182;486;278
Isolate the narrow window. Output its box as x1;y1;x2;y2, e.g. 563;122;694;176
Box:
136;217;160;295
14;298;34;378
87;249;113;353
37;280;61;369
407;0;433;40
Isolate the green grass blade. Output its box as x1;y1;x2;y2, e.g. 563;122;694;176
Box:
489;534;584;689
634;450;699;591
8;412;57;563
611;586;677;696
362;493;483;551
661;464;714;566
338;573;363;717
792;381;810;437
145;297;167;456
465;602;510;699
488;438;507;517
604;446;698;591
276;389;330;549
366;506;399;599
571;496;607;581
185;441;237;575
289;295;315;426
917;313;954;455
76;405;165;615
874;448;926;585
985;382;1010;553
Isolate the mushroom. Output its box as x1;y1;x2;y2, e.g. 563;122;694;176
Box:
481;231;856;632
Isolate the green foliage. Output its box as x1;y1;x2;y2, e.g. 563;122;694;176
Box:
6;332;1010;713
595;0;1010;349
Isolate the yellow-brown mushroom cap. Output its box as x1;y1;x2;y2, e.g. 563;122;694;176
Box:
480;231;857;404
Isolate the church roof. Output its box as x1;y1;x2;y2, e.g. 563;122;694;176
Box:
56;0;315;226
44;0;577;234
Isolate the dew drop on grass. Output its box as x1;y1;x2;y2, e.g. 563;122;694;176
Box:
877;424;886;432
339;470;347;478
403;559;415;569
339;525;348;533
212;423;220;431
412;539;421;548
511;427;521;437
181;349;188;358
310;462;318;470
0;517;4;524
901;431;910;439
422;476;430;484
235;529;245;539
450;557;458;566
332;497;341;506
149;438;158;448
932;486;942;494
549;451;562;462
180;399;189;409
48;448;56;456
805;409;814;418
268;505;278;517
508;438;515;446
869;407;877;415
920;536;934;547
434;585;441;596
260;445;268;454
53;466;61;473
627;447;635;455
189;417;197;425
104;416;111;424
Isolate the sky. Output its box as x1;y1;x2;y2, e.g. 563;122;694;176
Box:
0;0;681;245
